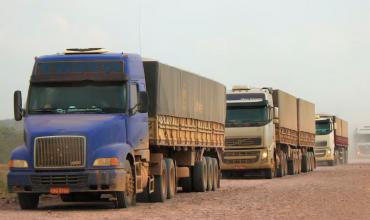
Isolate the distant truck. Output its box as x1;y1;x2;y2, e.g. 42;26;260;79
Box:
221;86;316;179
315;114;348;165
354;125;370;158
7;48;226;209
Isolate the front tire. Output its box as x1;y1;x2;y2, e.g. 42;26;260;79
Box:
114;160;136;209
18;193;39;210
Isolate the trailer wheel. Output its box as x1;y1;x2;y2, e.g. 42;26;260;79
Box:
114;160;136;208
165;158;176;199
193;157;207;192
301;153;309;173
205;157;214;191
344;149;348;164
211;158;219;190
179;176;193;192
150;160;167;202
283;153;288;176
287;159;295;175
311;152;316;170
18;193;39;210
334;150;339;166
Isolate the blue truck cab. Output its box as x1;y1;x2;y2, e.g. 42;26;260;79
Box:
8;48;149;209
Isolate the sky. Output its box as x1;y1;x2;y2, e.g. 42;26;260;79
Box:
0;0;369;132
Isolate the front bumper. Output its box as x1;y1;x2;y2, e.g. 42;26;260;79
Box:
314;148;334;162
7;168;127;194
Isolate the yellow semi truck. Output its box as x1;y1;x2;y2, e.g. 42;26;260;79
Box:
221;86;316;178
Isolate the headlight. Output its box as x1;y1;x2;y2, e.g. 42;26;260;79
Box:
93;157;120;167
8;160;28;168
326;149;331;155
261;151;268;159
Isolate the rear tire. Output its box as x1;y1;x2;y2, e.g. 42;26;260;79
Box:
150;160;167;202
18;193;39;210
301;153;309;173
165;158;176;199
211;158;219;191
276;152;284;177
193;158;207;192
114;160;136;208
205;157;213;191
287;159;295;175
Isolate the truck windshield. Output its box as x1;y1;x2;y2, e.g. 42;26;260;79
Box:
226;106;268;127
316;120;332;135
28;82;127;114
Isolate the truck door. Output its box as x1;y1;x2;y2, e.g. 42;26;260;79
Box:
127;82;148;149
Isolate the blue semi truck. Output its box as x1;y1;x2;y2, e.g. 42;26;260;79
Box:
8;48;226;209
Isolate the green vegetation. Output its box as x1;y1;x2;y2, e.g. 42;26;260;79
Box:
0;119;23;164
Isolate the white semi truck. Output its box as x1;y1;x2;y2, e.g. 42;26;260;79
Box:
221;86;316;178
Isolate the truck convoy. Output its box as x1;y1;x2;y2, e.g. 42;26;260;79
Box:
354;125;370;158
314;114;348;165
221;86;316;178
7;48;226;209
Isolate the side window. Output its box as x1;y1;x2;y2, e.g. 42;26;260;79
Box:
130;83;139;109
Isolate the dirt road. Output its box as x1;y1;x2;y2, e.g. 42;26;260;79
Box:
1;164;370;220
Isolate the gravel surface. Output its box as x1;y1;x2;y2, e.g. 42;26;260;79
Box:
1;164;370;220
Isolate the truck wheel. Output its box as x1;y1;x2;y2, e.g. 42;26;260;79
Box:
179;176;192;192
193;157;207;192
340;149;346;164
328;160;335;166
114;160;136;208
276;152;284;177
205;157;214;191
283;153;288;176
287;159;295;175
334;150;339;165
265;168;274;179
301;153;309;173
165;158;176;199
344;149;348;164
18;193;39;210
311;152;316;170
211;158;219;190
150;160;167;202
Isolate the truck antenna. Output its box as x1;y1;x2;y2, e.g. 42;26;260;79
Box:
138;0;143;55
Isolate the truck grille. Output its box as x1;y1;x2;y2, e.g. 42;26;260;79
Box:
31;175;87;185
315;141;327;147
223;150;260;164
34;136;86;169
225;137;262;147
314;148;326;157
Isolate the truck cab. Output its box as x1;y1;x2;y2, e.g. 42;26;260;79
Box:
8;48;149;209
314;115;335;164
314;114;348;165
221;86;276;177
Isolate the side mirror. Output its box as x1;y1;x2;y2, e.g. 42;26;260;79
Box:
14;90;23;121
138;91;148;113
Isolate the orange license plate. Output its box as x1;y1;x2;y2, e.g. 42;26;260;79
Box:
50;187;70;194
